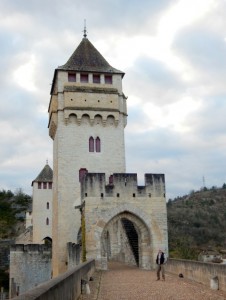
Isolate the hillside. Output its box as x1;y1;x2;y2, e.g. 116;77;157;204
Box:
167;186;226;259
0;189;31;239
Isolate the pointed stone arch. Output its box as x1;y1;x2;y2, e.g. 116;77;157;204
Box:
100;211;151;269
87;204;153;270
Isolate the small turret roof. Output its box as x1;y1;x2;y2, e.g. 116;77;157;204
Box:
57;37;124;75
32;163;53;186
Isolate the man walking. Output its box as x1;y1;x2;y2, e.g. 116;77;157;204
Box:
156;249;166;281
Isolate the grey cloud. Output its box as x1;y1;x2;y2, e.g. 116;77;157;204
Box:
124;57;184;106
173;27;226;76
0;0;226;200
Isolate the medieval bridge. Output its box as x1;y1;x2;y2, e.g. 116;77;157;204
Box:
11;259;226;300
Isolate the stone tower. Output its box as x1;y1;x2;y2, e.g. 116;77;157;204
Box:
48;34;127;275
31;163;53;243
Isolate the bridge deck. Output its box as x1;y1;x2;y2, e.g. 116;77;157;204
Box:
81;262;226;300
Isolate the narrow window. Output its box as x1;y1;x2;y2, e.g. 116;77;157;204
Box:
48;182;52;189
47;202;49;209
43;182;47;189
79;168;88;182
95;137;101;152
89;137;94;152
81;73;88;83
101;193;104;198
109;175;113;185
46;218;49;225
38;182;42;189
93;74;100;83
105;75;112;84
133;193;136;197
117;193;120;197
68;73;76;82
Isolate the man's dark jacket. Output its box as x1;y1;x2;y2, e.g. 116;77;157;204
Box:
156;253;165;265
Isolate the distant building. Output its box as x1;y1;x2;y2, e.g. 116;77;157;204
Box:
198;250;222;263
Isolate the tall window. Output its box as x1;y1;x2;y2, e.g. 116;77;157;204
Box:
46;218;49;225
47;202;49;209
48;182;52;189
89;136;101;152
79;168;88;182
43;182;47;189
89;137;94;152
38;182;41;189
96;137;101;152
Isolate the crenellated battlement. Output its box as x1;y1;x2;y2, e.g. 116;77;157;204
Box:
10;244;52;253
81;173;165;199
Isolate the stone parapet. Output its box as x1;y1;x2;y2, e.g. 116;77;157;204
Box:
166;259;226;292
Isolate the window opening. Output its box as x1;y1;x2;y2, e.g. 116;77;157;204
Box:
109;175;113;185
47;202;49;209
48;182;52;189
89;137;94;152
81;73;88;83
46;218;49;225
93;74;100;83
38;182;41;189
105;75;112;84
96;137;101;152
79;168;88;182
68;73;76;82
43;182;47;189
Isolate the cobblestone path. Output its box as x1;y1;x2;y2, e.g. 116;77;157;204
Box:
81;262;226;300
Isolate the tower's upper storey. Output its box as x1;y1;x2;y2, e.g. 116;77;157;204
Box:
48;36;127;139
50;37;125;95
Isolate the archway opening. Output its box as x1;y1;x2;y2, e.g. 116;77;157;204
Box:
100;211;150;269
43;237;52;245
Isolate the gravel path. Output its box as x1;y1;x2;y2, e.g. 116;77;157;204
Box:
81;262;226;300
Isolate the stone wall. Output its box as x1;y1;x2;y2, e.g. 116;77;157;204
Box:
166;259;226;292
0;239;14;269
11;259;95;300
9;244;52;298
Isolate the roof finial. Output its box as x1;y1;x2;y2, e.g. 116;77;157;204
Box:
83;19;87;38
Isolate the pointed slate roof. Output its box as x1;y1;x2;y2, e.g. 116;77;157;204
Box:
32;164;53;186
57;37;124;75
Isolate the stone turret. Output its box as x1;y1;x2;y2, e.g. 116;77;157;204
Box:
31;163;53;243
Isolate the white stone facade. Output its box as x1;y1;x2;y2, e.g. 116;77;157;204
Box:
50;69;127;275
32;182;52;243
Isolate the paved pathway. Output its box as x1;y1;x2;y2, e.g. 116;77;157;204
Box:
81;262;226;300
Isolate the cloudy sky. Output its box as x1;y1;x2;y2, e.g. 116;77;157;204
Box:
0;0;226;200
